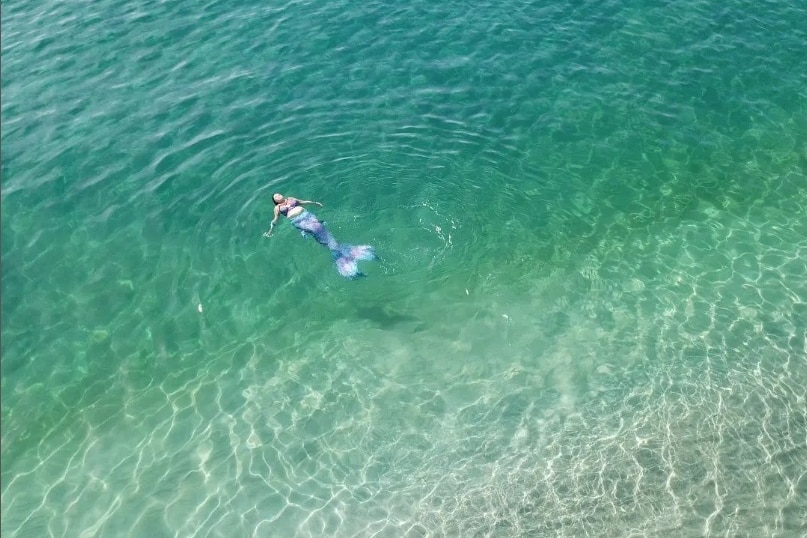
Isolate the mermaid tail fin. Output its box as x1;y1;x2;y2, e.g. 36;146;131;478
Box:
333;244;376;278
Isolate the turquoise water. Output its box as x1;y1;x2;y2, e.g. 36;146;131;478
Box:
2;0;806;535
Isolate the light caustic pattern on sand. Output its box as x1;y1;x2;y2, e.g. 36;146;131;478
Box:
2;179;806;538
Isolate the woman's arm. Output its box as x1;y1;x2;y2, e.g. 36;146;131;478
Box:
298;199;323;207
264;206;281;237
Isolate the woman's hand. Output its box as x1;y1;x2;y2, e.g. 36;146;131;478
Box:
316;201;323;207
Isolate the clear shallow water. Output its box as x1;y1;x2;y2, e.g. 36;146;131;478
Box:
2;0;806;536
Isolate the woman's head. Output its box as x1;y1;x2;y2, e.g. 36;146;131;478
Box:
272;193;284;205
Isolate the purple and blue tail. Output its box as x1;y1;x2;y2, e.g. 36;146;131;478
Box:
333;244;376;278
289;211;376;278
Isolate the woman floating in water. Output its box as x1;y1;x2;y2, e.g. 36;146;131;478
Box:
264;193;376;278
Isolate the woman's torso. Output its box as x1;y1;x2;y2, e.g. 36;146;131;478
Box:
279;198;303;217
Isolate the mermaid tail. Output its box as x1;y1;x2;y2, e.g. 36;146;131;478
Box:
290;211;376;278
333;244;376;278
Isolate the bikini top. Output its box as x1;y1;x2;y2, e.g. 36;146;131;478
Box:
278;197;299;216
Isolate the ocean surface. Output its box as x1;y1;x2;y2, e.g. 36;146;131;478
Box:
2;0;806;536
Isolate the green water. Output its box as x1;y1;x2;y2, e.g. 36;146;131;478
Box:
2;0;806;536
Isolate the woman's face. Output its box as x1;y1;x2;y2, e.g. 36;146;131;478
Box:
272;193;284;204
